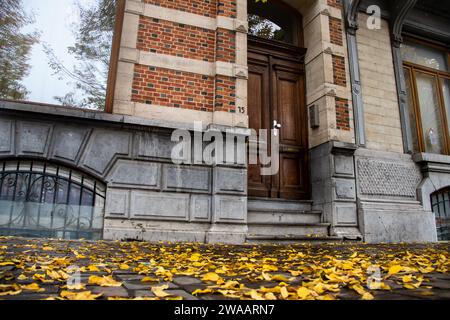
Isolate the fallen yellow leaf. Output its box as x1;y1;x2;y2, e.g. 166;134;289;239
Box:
152;285;171;298
249;290;265;300
361;292;374;300
21;283;45;292
119;263;129;270
264;292;277;300
297;287;311;299
192;288;213;295
60;290;102;300
88;275;122;287
280;286;289;299
141;277;159;283
0;284;22;296
202;272;221;282
388;265;402;275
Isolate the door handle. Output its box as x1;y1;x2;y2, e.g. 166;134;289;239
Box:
273;120;281;136
273;120;282;129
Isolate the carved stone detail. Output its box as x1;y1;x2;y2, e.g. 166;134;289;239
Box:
357;159;421;198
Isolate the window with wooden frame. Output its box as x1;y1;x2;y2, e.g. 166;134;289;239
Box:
402;37;450;155
0;0;124;112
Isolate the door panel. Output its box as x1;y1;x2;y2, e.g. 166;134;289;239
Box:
247;38;309;200
277;73;302;145
248;63;271;197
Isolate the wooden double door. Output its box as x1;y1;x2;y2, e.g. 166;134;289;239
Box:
247;36;310;200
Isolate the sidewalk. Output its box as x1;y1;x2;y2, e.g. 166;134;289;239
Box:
0;236;449;300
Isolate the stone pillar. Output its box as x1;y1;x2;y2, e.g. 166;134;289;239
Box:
206;126;249;244
310;141;361;239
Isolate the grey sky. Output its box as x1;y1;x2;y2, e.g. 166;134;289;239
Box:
21;0;88;105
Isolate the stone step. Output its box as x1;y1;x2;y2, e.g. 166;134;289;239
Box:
247;223;330;237
245;235;344;244
248;210;322;224
248;198;313;212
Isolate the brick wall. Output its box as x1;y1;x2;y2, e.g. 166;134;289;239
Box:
130;0;238;114
335;97;350;131
216;28;236;63
217;0;237;18
327;0;341;9
329;16;343;46
132;65;214;111
143;0;217;17
215;76;236;112
332;55;347;87
137;17;215;62
326;4;350;135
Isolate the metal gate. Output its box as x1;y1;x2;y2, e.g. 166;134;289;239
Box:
431;187;450;241
0;160;105;240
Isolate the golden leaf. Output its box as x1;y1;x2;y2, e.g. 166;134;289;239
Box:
151;285;171;298
262;272;272;281
271;274;290;282
0;284;22;296
361;292;374;300
222;280;239;289
67;283;86;290
46;269;68;281
297;287;311;299
88;275;122;287
264;292;277;300
0;262;14;267
33;273;48;282
202;272;221;282
87;265;100;272
17;274;27;280
388;265;402;275
402;275;413;283
189;253;201;262
217;290;241;298
262;264;278;272
289;270;301;277
342;261;354;270
351;284;367;296
403;281;422;289
280;286;289;299
119;263;129;270
141;277;159;283
60;290;102;300
21;283;45;292
418;266;434;274
250;290;265;300
192;288;213;295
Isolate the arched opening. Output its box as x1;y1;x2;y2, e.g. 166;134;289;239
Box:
431;187;450;240
248;0;303;46
247;0;309;200
0;159;106;240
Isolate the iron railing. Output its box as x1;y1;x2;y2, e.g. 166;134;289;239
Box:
0;160;105;240
431;187;450;241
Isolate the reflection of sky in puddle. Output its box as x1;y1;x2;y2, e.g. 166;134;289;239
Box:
21;0;90;105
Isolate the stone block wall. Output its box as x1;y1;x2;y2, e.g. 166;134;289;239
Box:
0;103;249;244
356;14;403;153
